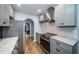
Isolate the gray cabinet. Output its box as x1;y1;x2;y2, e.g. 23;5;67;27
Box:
0;4;14;26
36;32;40;44
55;4;77;26
9;5;14;19
50;38;78;54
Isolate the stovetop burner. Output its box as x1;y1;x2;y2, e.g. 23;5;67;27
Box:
41;32;57;40
42;33;56;37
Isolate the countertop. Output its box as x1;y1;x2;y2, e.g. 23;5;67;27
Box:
37;32;78;46
50;35;78;46
36;32;57;36
0;36;18;54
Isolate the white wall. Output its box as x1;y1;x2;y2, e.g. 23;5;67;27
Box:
39;22;77;40
14;11;41;42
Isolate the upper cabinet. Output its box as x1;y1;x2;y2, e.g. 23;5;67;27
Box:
55;4;77;26
9;5;14;19
0;4;14;26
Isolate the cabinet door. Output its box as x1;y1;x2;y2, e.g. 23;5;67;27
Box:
64;4;76;26
55;5;65;26
36;33;40;44
0;5;10;26
9;5;14;17
3;5;10;26
55;4;76;26
0;5;4;26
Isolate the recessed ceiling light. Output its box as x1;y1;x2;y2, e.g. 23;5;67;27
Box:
38;9;41;13
17;4;21;6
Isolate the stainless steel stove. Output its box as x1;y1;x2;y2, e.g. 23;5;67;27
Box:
40;32;57;53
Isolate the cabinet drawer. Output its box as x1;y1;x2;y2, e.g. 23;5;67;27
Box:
50;47;66;54
50;44;72;54
50;38;72;52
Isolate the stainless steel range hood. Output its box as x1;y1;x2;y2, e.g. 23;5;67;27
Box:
47;7;55;23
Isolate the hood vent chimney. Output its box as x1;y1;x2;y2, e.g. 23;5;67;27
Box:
47;7;55;23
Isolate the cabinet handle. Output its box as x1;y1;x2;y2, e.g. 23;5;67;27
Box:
3;22;6;24
56;42;60;45
61;23;64;25
56;49;60;52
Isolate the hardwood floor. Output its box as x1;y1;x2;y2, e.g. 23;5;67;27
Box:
25;37;45;54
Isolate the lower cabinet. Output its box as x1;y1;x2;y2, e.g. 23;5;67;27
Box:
50;38;78;54
36;32;41;44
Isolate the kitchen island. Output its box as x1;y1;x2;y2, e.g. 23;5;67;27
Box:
0;36;18;54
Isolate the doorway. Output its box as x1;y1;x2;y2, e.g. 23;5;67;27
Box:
25;19;34;40
26;23;31;35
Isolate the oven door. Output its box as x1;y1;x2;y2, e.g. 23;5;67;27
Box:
40;37;50;53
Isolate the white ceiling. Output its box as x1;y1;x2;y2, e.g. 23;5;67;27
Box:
12;4;57;15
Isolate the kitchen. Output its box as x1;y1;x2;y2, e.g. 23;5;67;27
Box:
0;4;79;54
